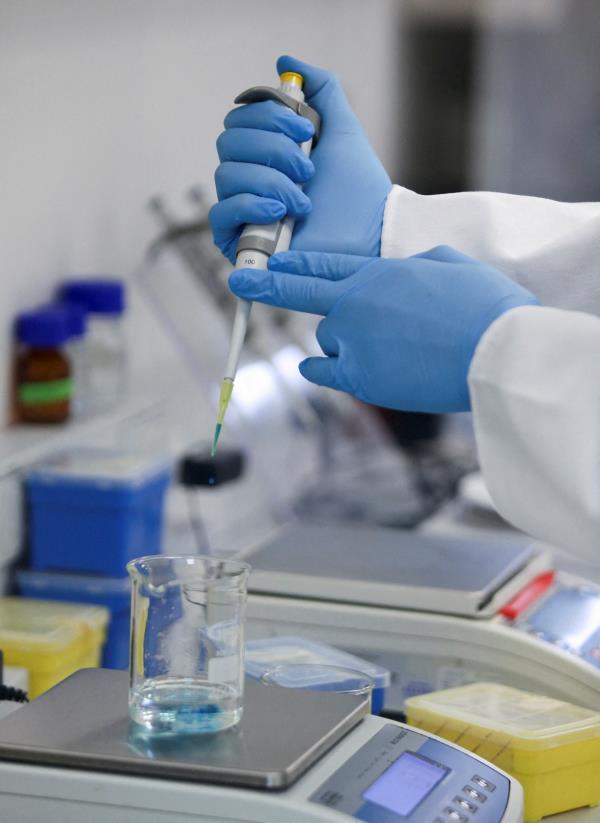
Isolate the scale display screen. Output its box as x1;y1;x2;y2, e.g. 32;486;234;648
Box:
362;751;449;816
518;587;600;663
311;725;510;822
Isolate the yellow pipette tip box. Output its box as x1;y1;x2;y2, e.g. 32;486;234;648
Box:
0;597;109;698
406;682;600;822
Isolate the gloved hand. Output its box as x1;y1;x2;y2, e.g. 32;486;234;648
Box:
229;246;540;413
210;55;392;263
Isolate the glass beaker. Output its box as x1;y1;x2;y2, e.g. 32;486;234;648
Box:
127;555;250;735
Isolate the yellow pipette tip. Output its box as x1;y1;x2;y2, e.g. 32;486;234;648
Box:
211;378;234;456
211;423;222;458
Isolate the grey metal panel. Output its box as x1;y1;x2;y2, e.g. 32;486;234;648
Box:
247;524;534;615
0;669;369;790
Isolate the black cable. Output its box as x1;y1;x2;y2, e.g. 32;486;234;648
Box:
0;684;28;703
186;489;211;554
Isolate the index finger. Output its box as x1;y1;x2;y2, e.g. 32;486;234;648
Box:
224;100;314;143
229;267;340;315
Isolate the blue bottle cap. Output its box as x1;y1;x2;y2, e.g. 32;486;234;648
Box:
61;279;126;315
17;307;71;347
59;302;88;338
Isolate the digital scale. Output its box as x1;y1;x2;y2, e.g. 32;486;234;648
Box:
0;668;523;823
242;524;600;713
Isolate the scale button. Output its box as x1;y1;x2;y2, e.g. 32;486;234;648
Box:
472;776;496;792
444;807;468;822
455;797;478;813
463;786;487;803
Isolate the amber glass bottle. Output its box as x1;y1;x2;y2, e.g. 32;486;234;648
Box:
16;307;72;423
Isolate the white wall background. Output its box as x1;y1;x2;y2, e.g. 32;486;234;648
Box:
0;0;403;427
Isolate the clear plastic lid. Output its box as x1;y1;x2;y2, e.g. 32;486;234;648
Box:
17;568;130;596
260;663;374;695
26;448;172;488
245;636;390;689
406;682;600;748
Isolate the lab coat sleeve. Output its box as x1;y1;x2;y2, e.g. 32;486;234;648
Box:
381;185;600;315
468;306;600;562
381;185;600;560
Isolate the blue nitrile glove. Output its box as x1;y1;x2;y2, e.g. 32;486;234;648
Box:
228;246;540;413
210;55;392;263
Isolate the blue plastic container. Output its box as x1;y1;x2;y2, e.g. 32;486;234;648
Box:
245;636;391;714
16;568;130;669
26;449;172;576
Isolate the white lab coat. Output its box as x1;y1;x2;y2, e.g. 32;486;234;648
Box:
381;185;600;563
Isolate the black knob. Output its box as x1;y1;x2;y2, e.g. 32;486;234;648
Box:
178;445;245;488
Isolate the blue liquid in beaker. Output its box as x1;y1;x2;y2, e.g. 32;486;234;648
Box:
130;677;242;735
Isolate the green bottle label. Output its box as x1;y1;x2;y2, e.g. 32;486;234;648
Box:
19;379;72;406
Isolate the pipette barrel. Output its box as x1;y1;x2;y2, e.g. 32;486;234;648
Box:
214;71;314;451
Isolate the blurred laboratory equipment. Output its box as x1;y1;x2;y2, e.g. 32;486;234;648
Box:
472;0;600;201
177;444;246;554
147;189;321;437
127;554;250;735
244;522;600;713
25;448;172;575
0;597;108;698
293;417;477;529
15;306;72;424
17;569;130;670
393;3;476;451
60;301;88;418
149;185;323;361
148;188;229;313
61;279;127;413
142;187;466;532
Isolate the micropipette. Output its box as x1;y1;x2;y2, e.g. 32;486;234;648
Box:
212;70;321;455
